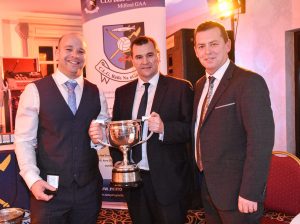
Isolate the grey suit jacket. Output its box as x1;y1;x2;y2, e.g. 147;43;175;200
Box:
192;62;275;210
110;74;194;205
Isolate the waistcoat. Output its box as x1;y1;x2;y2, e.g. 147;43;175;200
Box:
35;76;101;187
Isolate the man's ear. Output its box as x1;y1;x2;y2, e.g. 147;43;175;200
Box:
226;38;231;53
55;48;60;61
194;46;199;59
157;51;161;63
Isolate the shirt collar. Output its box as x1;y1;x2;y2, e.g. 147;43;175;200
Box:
205;59;230;82
53;69;84;89
137;72;160;88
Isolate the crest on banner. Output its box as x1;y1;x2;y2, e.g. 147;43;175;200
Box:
96;22;145;83
103;22;145;70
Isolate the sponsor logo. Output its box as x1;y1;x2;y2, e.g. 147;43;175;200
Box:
0;154;11;172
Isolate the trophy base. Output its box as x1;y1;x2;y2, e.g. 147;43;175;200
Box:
110;181;142;188
111;166;142;188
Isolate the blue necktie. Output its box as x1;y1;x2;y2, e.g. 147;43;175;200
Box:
65;80;78;115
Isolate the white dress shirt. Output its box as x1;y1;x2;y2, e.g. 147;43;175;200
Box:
14;69;110;189
132;73;160;170
194;59;230;158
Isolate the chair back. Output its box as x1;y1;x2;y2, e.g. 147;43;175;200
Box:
264;151;300;215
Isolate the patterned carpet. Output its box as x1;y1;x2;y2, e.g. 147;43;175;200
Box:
97;209;295;224
97;208;206;224
261;211;294;224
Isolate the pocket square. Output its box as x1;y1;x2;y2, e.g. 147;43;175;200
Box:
215;102;236;109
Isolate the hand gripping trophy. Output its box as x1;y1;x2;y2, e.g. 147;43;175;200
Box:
96;117;153;187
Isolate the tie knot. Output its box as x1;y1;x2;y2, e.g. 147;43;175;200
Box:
65;80;77;91
208;76;215;85
143;82;150;90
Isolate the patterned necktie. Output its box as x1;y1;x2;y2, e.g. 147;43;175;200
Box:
65;80;78;115
196;76;216;171
200;76;216;124
133;82;150;163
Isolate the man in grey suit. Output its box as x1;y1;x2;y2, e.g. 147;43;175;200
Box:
192;21;275;223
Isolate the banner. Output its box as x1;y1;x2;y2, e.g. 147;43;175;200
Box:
81;0;166;208
0;150;30;210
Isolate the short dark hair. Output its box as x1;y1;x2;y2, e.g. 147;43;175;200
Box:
194;21;229;44
130;36;159;56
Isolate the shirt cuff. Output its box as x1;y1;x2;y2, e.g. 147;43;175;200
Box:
22;171;42;190
91;141;106;151
159;132;164;141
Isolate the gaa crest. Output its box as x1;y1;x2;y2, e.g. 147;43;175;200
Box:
103;22;145;70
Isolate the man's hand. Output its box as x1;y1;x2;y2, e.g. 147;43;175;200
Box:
238;196;258;213
148;112;164;134
89;121;103;144
30;180;56;201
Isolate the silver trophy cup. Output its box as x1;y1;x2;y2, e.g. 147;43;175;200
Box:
97;118;153;187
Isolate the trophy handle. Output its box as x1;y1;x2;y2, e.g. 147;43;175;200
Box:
132;115;154;147
92;120;112;147
132;131;154;147
97;138;111;147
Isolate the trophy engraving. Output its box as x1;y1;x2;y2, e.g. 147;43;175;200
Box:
97;118;153;187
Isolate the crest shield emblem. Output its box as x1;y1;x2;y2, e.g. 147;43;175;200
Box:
103;22;145;70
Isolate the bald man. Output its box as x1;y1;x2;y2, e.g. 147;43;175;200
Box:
15;33;109;224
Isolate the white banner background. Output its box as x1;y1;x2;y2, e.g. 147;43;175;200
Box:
81;0;166;209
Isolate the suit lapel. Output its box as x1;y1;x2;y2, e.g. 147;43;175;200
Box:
151;74;168;113
192;76;206;123
202;62;235;124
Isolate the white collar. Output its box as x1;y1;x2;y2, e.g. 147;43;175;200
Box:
205;59;230;81
137;72;160;88
53;69;84;89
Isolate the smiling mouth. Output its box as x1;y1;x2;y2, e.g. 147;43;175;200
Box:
142;66;152;69
205;58;215;62
68;60;80;65
141;66;151;70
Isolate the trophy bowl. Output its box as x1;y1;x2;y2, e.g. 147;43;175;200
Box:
97;119;153;187
107;120;141;148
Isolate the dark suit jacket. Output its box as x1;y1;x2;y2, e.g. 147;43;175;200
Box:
192;62;275;210
110;74;194;205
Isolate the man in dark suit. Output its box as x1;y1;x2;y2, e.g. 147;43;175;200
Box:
90;36;193;223
15;33;109;223
192;21;275;223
